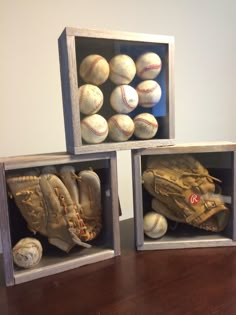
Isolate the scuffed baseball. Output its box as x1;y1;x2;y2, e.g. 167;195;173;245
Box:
110;85;139;114
109;54;136;85
79;54;109;86
78;84;103;115
108;114;134;142
143;211;168;239
134;113;158;139
136;80;162;108
12;237;43;269
136;52;162;79
81;114;108;144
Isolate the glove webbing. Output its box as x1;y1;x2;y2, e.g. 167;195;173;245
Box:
54;187;91;249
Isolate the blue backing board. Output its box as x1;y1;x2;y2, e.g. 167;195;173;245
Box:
117;42;168;118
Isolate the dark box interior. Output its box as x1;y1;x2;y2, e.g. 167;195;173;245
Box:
141;152;234;241
6;159;115;271
75;36;171;142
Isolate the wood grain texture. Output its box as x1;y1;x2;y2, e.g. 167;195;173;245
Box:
14;249;115;285
132;152;144;248
134;141;236;156
233;151;236;240
58;30;81;150
1;219;236;315
110;152;121;256
71;139;175;155
0;164;14;286
0;151;112;170
168;39;175;139
65;27;175;44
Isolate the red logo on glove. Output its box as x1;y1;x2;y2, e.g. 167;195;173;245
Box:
189;194;200;204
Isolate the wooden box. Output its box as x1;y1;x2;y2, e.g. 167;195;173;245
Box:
132;142;236;251
0;152;120;286
58;27;175;154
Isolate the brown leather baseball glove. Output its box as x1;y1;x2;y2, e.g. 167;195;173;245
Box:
142;154;229;232
7;166;102;252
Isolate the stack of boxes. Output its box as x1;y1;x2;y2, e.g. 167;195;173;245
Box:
0;27;235;286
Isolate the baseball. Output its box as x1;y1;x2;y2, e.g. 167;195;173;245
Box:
110;85;139;114
108;114;134;142
134;113;158;139
79;54;109;86
81;114;108;144
136;80;162;107
109;54;136;85
78;84;104;115
136;52;162;79
12;237;43;269
143;211;168;239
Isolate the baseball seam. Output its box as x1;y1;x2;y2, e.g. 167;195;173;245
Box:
139;64;161;76
134;117;158;128
110;117;134;136
82;120;108;136
136;81;158;93
85;56;104;79
110;67;131;81
145;215;160;233
121;86;136;110
79;86;103;115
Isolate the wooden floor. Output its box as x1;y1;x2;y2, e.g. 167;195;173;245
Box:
1;219;236;315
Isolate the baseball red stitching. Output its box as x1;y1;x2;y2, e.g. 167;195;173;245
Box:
136;81;158;93
110;117;134;136
134;117;158;128
139;64;161;76
87;99;103;115
85;56;104;79
121;86;136;110
145;214;160;233
82;120;107;136
79;86;103;115
110;67;130;81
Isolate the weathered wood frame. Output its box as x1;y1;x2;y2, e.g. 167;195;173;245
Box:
132;142;236;251
0;152;120;286
58;27;175;154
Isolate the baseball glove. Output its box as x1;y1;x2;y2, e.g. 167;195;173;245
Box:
142;154;230;232
59;166;102;243
7;166;102;253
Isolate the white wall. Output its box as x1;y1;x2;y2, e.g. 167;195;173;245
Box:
0;0;235;252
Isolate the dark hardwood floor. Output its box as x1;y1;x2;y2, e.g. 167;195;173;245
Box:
1;219;236;315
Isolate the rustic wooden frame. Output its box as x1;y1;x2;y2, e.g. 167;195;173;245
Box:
0;152;120;286
58;27;175;154
132;142;236;251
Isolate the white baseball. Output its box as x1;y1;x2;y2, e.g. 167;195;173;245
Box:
108;114;134;142
109;54;136;85
12;237;43;269
78;84;103;115
136;52;162;79
136;80;162;107
143;211;168;239
81;114;108;144
79;54;109;86
134;113;158;139
110;85;139;114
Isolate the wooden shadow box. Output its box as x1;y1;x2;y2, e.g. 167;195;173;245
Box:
0;152;120;286
58;27;175;154
132;142;236;251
